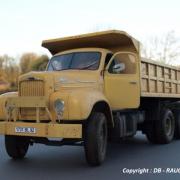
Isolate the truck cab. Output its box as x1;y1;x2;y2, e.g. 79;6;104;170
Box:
0;30;142;166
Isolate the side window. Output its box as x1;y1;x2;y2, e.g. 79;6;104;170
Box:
108;53;136;74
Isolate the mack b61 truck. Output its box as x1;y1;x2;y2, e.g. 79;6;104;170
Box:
0;30;180;166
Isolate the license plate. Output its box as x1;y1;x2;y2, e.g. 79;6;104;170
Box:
15;127;36;134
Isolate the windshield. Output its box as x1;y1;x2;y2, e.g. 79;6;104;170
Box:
47;52;101;71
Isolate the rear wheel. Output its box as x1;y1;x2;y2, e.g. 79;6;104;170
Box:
145;109;175;144
84;112;107;166
5;135;29;159
173;109;180;139
145;122;158;144
156;109;175;144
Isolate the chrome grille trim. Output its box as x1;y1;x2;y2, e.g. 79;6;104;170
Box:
19;80;45;96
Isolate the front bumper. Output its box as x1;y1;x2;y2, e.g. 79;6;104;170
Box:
0;96;82;138
0;122;82;138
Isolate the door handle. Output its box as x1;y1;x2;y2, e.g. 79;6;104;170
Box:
129;81;137;84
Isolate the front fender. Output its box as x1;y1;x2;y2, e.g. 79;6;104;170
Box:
68;89;110;120
0;92;18;120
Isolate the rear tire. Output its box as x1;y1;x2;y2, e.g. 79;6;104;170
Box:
5;135;29;159
145;109;175;144
173;109;180;139
156;109;175;144
145;122;159;144
84;112;107;166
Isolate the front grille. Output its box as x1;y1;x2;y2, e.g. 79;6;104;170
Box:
19;80;45;96
19;80;47;120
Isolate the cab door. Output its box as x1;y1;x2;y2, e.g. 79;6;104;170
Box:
104;52;140;110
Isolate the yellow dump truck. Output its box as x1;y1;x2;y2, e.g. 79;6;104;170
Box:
0;30;180;166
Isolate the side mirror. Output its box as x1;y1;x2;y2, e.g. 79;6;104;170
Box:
113;63;125;73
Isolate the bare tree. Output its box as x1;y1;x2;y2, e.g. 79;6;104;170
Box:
0;55;20;92
20;53;38;74
30;55;49;71
0;53;49;93
141;31;180;65
20;53;49;73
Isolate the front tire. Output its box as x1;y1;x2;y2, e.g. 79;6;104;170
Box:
84;112;107;166
5;135;29;159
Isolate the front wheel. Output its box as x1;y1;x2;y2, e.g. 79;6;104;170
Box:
84;112;107;166
5;135;29;159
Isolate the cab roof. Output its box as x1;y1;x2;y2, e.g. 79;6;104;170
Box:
42;30;140;55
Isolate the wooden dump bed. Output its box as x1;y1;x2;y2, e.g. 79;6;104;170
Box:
141;58;180;98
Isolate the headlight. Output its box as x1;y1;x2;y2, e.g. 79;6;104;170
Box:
54;99;64;121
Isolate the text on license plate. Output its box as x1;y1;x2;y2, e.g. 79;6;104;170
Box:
15;127;36;134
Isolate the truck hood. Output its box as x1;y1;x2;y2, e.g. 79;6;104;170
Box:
19;70;102;91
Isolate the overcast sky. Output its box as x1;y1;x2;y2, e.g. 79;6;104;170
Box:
0;0;180;57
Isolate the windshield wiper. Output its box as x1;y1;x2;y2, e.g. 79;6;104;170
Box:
79;61;98;70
